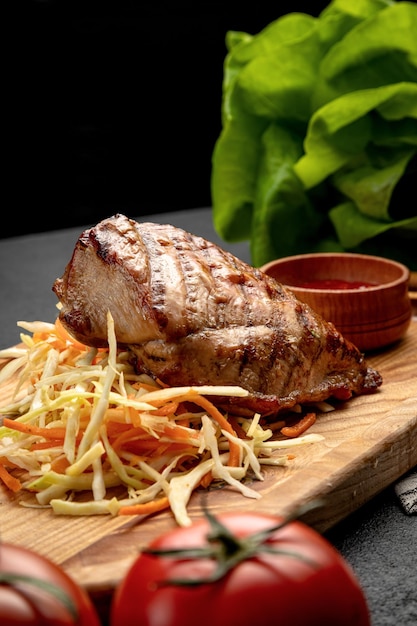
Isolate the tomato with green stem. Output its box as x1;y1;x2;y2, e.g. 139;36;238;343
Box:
0;542;101;625
111;505;371;626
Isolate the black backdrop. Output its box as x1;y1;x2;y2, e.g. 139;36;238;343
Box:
9;2;332;237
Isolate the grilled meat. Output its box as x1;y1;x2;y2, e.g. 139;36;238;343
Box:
53;214;382;415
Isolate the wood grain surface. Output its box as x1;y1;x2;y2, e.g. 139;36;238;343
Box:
1;322;416;594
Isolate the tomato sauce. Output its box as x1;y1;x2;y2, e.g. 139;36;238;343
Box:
297;279;377;290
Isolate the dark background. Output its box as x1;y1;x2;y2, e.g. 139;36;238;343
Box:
6;1;335;238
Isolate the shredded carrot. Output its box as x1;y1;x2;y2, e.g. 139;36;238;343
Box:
184;394;241;466
160;422;199;443
110;427;154;452
3;418;69;441
50;456;71;473
105;421;135;440
132;382;161;393
0;457;20;470
118;496;170;516
53;317;90;352
128;409;144;428
228;415;250;439
0;463;22;492
30;440;65;450
281;412;317;438
151;402;179;417
264;418;287;432
199;470;214;488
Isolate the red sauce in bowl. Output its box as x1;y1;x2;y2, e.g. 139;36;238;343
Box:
297;279;377;290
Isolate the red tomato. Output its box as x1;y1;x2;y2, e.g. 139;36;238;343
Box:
0;542;101;625
111;511;370;626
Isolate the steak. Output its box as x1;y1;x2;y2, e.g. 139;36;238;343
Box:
53;214;382;415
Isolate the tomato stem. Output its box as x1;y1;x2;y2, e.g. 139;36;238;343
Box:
0;572;78;620
143;499;324;586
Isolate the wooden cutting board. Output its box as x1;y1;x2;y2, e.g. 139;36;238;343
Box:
1;322;416;595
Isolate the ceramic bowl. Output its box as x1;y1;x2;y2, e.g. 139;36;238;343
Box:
260;252;412;352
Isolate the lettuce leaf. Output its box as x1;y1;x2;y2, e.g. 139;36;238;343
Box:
294;82;417;188
211;0;417;269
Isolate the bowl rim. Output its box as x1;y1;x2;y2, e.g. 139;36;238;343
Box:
260;252;410;293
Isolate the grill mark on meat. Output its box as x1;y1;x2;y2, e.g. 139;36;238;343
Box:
195;235;250;329
138;226;177;332
229;256;257;332
170;228;212;334
195;239;232;328
53;214;383;415
197;239;228;328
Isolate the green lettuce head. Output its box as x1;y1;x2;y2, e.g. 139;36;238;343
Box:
211;0;417;269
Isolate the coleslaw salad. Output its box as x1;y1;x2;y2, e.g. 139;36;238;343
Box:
0;312;324;526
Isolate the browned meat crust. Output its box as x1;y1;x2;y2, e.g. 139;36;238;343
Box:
53;214;382;415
